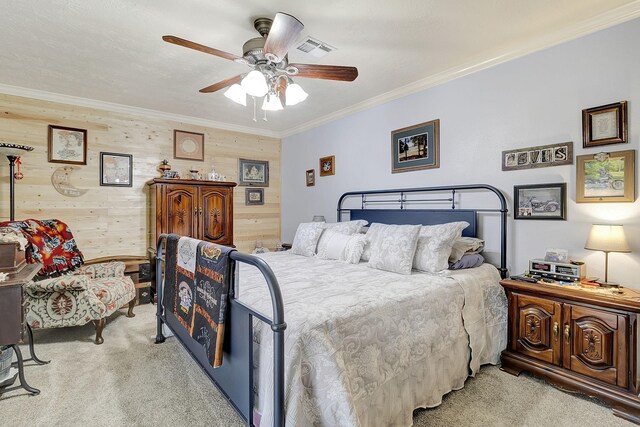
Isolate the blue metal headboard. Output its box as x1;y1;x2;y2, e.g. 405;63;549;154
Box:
337;184;508;278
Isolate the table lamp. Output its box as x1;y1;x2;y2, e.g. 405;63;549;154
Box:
584;224;630;286
0;143;34;221
312;215;325;222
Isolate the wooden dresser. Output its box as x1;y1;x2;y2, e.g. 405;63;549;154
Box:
148;179;236;247
500;279;640;423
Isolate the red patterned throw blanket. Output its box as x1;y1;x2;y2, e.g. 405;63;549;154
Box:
0;219;84;276
163;234;235;368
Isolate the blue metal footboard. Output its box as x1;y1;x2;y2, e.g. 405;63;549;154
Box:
154;234;286;427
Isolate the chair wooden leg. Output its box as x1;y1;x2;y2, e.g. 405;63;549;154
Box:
127;298;136;318
93;318;106;345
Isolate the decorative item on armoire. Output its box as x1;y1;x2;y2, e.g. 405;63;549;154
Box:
391;119;439;173
576;150;635;203
0;143;34;221
158;159;172;175
502;141;573;171
582;101;627;148
584;224;630;287
48;125;87;165
319;155;335;176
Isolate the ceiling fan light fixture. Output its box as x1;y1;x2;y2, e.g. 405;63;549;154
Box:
223;84;247;106
241;70;269;97
285;82;308;106
262;93;283;111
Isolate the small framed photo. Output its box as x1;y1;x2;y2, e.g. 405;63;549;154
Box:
239;158;269;186
576;150;635;203
174;130;204;161
391;119;440;173
100;152;133;187
319;156;335;176
245;188;264;205
48;125;87;165
306;169;315;186
514;183;566;220
582;101;627;148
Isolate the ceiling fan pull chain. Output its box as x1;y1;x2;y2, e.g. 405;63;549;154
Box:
252;96;257;122
263;108;268;122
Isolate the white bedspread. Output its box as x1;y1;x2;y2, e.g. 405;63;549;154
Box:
237;252;507;427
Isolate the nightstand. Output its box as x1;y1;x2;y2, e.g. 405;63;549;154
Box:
500;279;640;423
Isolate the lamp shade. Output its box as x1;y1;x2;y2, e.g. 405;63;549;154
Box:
585;224;630;253
261;93;283;111
0;143;34;156
285;83;308;106
241;70;269;97
223;84;247;106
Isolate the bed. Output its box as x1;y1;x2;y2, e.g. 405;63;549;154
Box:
155;184;509;427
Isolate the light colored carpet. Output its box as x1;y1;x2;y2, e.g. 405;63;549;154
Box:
0;304;632;427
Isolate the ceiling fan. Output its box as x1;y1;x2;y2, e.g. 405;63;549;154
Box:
163;12;358;115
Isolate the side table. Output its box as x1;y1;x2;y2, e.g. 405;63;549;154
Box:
0;263;49;396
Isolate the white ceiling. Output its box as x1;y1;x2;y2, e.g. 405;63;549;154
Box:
1;0;639;137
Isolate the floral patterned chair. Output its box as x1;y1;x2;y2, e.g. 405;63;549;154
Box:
0;219;136;344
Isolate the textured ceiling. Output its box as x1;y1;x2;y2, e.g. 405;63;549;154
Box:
0;0;639;136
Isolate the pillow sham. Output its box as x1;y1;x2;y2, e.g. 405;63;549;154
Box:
367;224;421;275
317;229;367;264
449;237;485;263
291;222;325;257
317;220;368;255
361;223;385;261
449;253;485;270
413;221;469;273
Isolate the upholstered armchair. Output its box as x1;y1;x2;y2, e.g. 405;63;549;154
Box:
25;261;136;344
1;219;136;344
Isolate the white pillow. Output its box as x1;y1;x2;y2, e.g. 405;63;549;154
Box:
449;237;485;263
317;229;367;263
316;220;368;254
361;223;385;261
291;222;325;257
367;224;421;275
413;221;469;273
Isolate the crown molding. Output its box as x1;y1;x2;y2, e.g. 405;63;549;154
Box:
0;83;281;139
280;2;640;138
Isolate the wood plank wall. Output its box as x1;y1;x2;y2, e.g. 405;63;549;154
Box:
0;93;281;257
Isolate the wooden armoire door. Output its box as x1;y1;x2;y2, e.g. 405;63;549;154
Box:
200;187;233;245
513;293;562;365
163;185;198;238
563;304;628;387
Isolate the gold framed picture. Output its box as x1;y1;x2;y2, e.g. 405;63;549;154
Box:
391;119;440;173
174;130;204;161
576;150;635;203
582;101;627;148
306;169;315;186
319;156;335;176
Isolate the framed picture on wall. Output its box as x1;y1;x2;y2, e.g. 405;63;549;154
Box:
245;188;264;205
319;156;335;176
48;125;87;165
582;101;627;148
391;119;439;173
238;158;269;186
513;183;566;220
174;130;204;161
306;169;315;186
100;152;133;187
576;150;635;203
502;142;573;171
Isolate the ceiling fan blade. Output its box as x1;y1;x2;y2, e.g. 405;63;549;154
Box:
289;64;358;81
263;13;304;62
163;35;241;62
199;75;242;93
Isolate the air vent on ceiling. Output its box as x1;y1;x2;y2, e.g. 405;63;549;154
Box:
296;37;336;58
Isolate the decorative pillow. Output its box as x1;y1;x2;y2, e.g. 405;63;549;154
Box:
449;237;485;263
367;224;421;275
291;222;325;257
361;223;385;261
413;221;469;273
317;229;367;264
449;253;485;270
317;220;368;255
